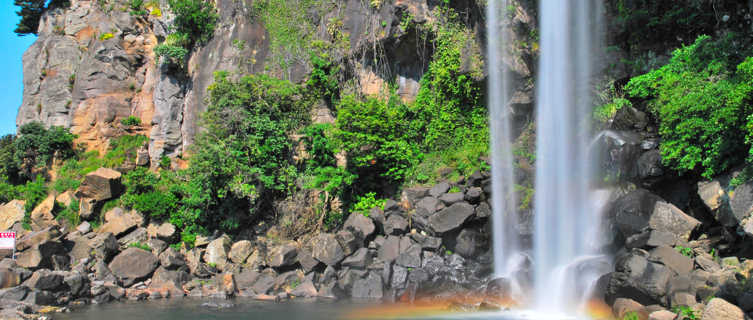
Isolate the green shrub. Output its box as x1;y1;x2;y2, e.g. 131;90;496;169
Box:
621;311;639;320
675;246;694;258
55;199;80;226
625;35;753;178
128;241;151;251
154;43;189;66
306;53;340;101
14;122;76;178
159;156;171;170
128;0;147;15
673;305;698;320
352;192;385;216
334;95;422;184
167;0;218;45
120;167;179;221
103;135;148;168
0;177;20;204
19;175;47;214
121;116;142;126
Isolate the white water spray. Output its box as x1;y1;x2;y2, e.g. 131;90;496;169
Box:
487;0;520;278
533;0;605;313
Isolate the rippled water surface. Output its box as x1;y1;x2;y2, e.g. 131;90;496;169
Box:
54;298;541;320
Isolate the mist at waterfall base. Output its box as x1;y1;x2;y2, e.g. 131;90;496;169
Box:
487;0;613;317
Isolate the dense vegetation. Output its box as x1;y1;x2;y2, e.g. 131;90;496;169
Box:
620;34;753;179
154;0;218;67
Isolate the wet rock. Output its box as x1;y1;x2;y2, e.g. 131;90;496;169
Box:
637;150;664;180
0;285;29;301
415;197;441;216
410;233;442;250
23;269;64;291
648;246;693;276
475;202;492;219
702;298;744;320
438;192;464;205
99;208;144;237
290;278;318;297
267;244;298;268
296;246;320;273
378;235;401;263
606;252;672;305
159;247;185;270
351;272;383;299
384;215;409;235
464;187;483;204
612;298;646;319
429;182;451;198
229;240;253;265
64;273;89;297
428;202;475;234
342;248;372;269
108;248;159;287
205;235;231;271
611;190;699;241
390;265;408;289
669;292;696;308
402;187;429;206
343;213;376;240
312;233;345;267
396;243;421;268
455;229;481;258
75;168;123;202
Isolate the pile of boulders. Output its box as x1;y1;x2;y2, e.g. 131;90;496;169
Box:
0;168;500;318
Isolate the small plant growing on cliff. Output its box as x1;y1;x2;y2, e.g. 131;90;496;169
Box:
121;116;142;127
675;246;694;258
128;241;152;251
621;312;639;320
128;0;148;16
99;32;114;41
673;305;698;320
167;0;218;45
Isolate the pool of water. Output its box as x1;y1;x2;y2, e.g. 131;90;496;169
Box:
54;298;554;320
54;298;598;320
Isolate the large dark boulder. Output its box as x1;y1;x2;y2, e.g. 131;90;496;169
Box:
343;213;376;240
351;272;383;299
610;189;700;243
428;202;475;234
108;247;159;287
75;168;123;202
605;251;673;306
312;233;345;267
267;244;298;268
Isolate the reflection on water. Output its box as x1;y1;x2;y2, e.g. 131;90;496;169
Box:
54;298;534;320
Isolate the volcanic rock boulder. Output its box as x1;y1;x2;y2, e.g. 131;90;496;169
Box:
228;240;253;265
108;248;159;287
205;235;231;271
428;202;475;234
267;244;298;268
611;189;700;241
343;213;376;240
99;208;144;237
312;233;345;267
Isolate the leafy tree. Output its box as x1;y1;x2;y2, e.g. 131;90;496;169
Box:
14;0;45;36
14;122;76;179
167;0;218;45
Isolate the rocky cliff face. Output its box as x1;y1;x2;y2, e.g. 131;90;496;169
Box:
17;0;536;166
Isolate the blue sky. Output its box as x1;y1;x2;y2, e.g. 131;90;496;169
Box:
0;4;36;136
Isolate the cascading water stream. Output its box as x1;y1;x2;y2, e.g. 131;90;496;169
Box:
486;0;520;279
533;0;606;314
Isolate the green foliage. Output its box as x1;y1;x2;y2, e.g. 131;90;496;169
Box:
335;95;422;183
128;241;152;251
99;32;114;41
103;135;148;168
352;192;385;216
306;53;340;101
121;116;142;127
625;35;753;178
154;43;189;66
621;311;639;320
13;0;45;36
159;156;171;170
0;177;20;204
0;135;20;184
19;175;47;214
128;0;147;15
181;72;310;233
673;305;698;320
167;0;218;45
14;122;76;179
55;199;80;226
120;167;179;221
250;0;319;72
594;98;632;123
675;246;694;258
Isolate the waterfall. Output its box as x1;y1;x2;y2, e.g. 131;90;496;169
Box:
533;0;605;313
486;0;520;278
